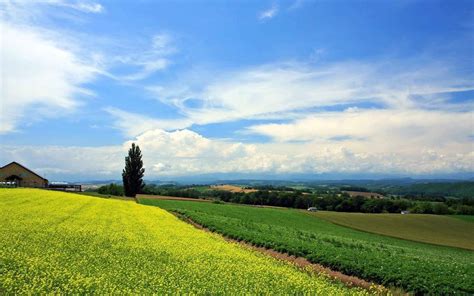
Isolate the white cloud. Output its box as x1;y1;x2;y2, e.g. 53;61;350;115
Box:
247;108;473;146
0;0;104;24
125;59;473;177
148;60;473;128
111;33;176;81
0;1;471;178
1;126;472;180
36;0;105;14
66;1;104;13
0;1;174;134
0;144;123;180
0;21;100;133
105;107;192;137
259;4;279;20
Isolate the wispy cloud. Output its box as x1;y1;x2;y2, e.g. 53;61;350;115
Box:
258;4;279;21
1;0;104;20
109;33;176;81
105;107;192;137
288;0;311;11
0;20;101;134
147;59;473;128
46;0;104;14
64;1;104;13
0;0;107;134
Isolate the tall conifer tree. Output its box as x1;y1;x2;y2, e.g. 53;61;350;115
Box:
122;143;145;197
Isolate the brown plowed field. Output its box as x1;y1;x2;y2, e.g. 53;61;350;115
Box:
210;184;258;193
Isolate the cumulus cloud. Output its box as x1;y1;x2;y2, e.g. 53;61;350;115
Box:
2;126;472;180
0;129;259;179
0;144;124;180
247;108;473;147
247;108;473;169
0;21;100;133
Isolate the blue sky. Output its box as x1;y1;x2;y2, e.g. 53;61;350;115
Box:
0;0;473;181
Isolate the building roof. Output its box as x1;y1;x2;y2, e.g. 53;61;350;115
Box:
0;162;48;182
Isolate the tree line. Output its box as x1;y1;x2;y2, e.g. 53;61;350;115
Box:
207;190;474;215
94;182;474;215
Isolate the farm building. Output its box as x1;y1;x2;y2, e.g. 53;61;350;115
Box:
0;162;48;188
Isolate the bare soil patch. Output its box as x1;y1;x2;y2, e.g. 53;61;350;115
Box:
210;184;258;193
343;191;385;199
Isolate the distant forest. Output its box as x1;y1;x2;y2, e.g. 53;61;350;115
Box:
382;182;474;199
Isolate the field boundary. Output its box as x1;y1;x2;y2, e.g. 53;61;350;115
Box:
138;195;295;210
170;211;389;294
137;194;212;202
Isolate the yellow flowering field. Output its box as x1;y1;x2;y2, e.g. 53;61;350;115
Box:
0;189;369;294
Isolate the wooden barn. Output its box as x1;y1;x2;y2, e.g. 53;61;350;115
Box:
0;162;48;188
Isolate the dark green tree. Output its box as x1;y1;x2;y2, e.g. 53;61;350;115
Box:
122;143;145;197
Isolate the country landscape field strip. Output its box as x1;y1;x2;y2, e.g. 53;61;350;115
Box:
137;194;212;202
0;189;369;295
139;198;474;295
312;211;474;250
451;215;474;222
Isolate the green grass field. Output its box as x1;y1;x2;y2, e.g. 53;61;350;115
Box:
312;211;474;250
139;198;474;294
451;215;474;222
0;189;366;295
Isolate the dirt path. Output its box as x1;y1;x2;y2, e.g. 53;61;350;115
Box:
173;212;389;294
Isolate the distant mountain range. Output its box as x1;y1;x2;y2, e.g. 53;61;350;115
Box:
75;178;471;186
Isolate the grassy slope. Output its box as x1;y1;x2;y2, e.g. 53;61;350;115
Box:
140;199;474;294
0;189;363;295
451;215;474;222
312;211;474;250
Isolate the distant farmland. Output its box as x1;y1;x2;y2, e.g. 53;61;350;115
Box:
312;211;474;250
210;184;258;193
140;198;474;295
342;191;385;199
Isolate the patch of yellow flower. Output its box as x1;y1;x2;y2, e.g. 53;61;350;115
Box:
0;189;371;294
